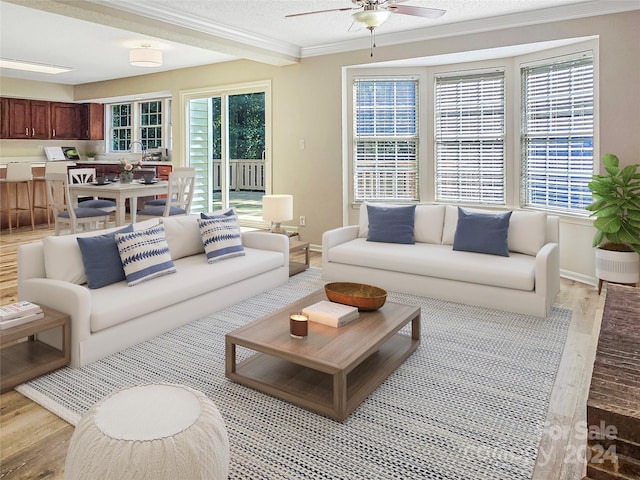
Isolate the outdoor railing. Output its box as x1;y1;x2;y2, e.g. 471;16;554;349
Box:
212;160;265;191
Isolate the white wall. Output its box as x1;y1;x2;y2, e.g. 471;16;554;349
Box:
2;11;639;282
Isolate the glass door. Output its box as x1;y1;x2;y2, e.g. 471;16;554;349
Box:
185;83;270;227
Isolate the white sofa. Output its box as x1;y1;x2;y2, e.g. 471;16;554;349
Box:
322;205;560;317
18;216;289;367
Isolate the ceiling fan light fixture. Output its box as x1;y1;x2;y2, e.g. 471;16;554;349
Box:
352;9;391;29
129;45;162;67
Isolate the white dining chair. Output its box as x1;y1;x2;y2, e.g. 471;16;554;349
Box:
46;172;110;235
143;167;193;208
136;168;195;220
0;163;35;233
32;162;70;228
68;168;117;212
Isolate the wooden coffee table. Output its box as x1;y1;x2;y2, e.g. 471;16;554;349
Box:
225;290;420;421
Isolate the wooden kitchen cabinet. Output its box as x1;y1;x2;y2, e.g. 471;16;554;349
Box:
0;98;8;138
79;103;104;140
3;98;50;139
0;98;104;140
50;102;81;139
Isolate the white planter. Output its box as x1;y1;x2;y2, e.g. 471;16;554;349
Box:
595;248;640;284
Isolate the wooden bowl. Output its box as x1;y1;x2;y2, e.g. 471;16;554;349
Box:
324;282;387;311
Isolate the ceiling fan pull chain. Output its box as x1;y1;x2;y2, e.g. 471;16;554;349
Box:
370;29;375;57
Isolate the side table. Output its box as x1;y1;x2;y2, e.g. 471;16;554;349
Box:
289;240;310;276
0;306;70;393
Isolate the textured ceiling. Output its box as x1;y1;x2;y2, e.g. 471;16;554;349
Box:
0;0;637;87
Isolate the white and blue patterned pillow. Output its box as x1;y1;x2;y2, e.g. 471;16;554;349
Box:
115;224;176;286
198;215;245;263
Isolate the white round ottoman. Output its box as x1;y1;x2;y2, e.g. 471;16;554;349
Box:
65;383;229;480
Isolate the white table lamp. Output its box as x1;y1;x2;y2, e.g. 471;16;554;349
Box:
262;194;293;234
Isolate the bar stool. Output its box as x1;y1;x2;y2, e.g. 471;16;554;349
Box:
32;162;69;228
0;163;35;233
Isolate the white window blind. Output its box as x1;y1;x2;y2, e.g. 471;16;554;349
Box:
353;78;418;202
521;56;594;213
435;72;505;204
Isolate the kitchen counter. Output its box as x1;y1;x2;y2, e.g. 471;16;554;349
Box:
1;160;173;168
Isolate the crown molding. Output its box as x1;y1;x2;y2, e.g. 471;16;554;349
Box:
91;0;302;60
301;0;640;58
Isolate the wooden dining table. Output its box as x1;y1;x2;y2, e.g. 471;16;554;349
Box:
69;180;169;226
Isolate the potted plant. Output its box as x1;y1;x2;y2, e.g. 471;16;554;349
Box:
86;151;97;160
586;153;640;290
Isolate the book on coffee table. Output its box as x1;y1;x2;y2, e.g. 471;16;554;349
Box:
302;300;359;327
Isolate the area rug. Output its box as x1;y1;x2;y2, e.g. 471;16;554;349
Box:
17;269;572;480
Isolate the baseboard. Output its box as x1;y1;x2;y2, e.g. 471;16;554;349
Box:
561;269;597;286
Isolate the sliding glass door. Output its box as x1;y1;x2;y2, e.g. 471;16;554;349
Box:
185;82;270;227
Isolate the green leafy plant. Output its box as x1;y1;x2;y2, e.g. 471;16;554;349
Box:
586;153;640;254
86;151;97;158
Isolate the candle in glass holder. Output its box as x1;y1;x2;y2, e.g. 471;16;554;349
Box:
289;312;308;339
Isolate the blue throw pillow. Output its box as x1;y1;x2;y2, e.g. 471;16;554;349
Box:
366;204;416;244
200;208;235;219
453;207;512;257
76;225;134;289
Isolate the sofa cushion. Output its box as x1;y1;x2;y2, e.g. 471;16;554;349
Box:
198;215;245;263
115;224;176;286
366;204;416;244
161;215;204;260
508;210;547;255
453;208;512;257
414;205;446;244
327;238;535;291
443;206;548;255
360;204;445;245
77;225;134;289
88;247;285;333
42;220;161;285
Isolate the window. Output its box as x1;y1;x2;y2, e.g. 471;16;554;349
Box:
435;71;505;204
140;101;162;149
353;78;419;202
110;104;131;151
108;99;169;152
521;55;594;213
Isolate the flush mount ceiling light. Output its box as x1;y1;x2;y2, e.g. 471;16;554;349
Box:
0;58;72;74
129;44;162;67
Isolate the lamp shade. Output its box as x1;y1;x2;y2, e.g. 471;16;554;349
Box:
262;195;293;223
130;47;162;67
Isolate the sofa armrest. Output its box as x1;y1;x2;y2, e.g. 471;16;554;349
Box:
241;231;289;265
19;278;92;368
535;242;560;312
322;225;360;265
17;241;46;287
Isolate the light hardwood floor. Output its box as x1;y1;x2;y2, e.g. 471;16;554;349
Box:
0;225;604;479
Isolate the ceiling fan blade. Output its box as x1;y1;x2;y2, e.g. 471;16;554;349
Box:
286;7;354;18
389;5;445;19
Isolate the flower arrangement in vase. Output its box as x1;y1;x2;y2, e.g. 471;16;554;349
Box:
119;158;142;183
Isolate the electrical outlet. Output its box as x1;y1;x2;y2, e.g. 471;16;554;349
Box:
299;216;306;226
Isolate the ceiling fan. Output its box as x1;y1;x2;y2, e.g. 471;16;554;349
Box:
286;1;445;56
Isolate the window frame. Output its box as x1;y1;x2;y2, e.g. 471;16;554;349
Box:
434;69;506;206
520;52;595;215
107;98;171;153
351;75;421;204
